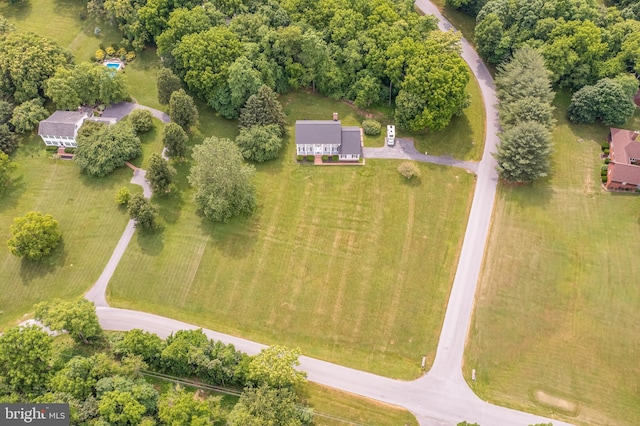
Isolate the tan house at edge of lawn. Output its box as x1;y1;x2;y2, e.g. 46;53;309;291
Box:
606;128;640;190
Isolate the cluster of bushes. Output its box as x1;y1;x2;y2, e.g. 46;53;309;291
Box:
362;119;382;136
94;44;136;63
568;76;639;126
493;48;555;183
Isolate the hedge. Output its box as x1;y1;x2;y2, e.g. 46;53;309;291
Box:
305;155;314;162
297;155;303;161
332;155;339;161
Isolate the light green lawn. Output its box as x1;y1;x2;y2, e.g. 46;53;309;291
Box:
465;94;640;425
0;0;120;63
108;92;476;379
0;137;133;330
306;383;418;426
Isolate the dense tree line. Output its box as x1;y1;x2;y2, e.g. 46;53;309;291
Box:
493;48;555;183
472;0;640;91
0;300;313;424
88;0;470;132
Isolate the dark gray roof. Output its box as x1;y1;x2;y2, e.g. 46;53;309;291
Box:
339;127;362;155
295;120;341;145
38;111;87;137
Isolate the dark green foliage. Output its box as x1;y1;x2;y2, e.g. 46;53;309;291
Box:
235;124;283;163
0;31;72;102
156;67;182;105
95;376;158;415
189;137;256;222
602;175;608;183
158;386;225;425
10;99;48;133
226;56;263;119
322;155;328;161
568;77;638;126
162;122;188;158
0;124;19;155
228;387;313;426
495;47;555;131
604;148;610;155
34;299;103;345
238;85;287;133
127;194;159;231
605;158;610;164
113;329;165;369
128;109;153;133
169;89;198;131
0;100;14;124
75;122;142;177
494;121;552;183
0;325;52;394
161;329;248;387
0;151;16;192
332;154;338;161
362;119;381;136
7;211;62;260
45;62;129;110
146;153;176;194
297;155;303;161
457;422;481;426
305;155;314;162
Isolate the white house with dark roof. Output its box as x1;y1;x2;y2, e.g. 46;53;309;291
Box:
37;110;90;148
295;118;363;161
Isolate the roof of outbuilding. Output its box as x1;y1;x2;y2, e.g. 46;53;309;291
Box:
38;111;87;137
339;127;362;155
295;120;342;145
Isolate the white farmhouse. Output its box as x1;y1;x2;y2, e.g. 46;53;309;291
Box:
37;110;90;148
295;115;363;161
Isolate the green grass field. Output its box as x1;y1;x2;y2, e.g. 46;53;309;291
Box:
465;94;640;425
0;137;134;330
108;90;476;379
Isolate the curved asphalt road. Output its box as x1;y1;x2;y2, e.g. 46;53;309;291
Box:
85;7;572;426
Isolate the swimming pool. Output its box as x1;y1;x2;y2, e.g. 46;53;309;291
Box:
104;61;122;71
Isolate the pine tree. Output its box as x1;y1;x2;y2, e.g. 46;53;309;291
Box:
239;85;287;133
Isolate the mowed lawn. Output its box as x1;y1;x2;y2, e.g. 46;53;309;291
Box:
0;137;133;330
109;93;476;379
465;94;640;425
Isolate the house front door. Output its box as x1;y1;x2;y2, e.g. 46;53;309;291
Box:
315;145;323;154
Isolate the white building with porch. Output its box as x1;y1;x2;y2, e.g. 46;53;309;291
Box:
37;110;90;148
295;118;363;161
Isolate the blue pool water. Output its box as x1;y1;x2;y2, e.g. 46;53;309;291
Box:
105;63;121;70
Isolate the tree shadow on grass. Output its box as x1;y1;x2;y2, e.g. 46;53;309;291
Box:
135;227;164;257
0;175;27;214
397;175;422;187
198;213;259;260
19;239;67;285
155;190;184;225
0;1;33;21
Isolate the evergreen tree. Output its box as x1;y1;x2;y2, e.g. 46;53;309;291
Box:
239;85;287;133
146;153;176;194
494;121;552;183
162;122;188;158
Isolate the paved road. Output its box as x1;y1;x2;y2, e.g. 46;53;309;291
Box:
364;138;479;173
86;7;571;426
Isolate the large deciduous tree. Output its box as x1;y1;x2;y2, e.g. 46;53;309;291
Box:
34;298;103;345
146;153;176;194
10;99;48;133
188;137;256;222
7;211;62;260
568;76;639;126
128;109;153;134
494;121;552;183
247;345;306;390
158;386;225;425
235;124;283;163
228;386;313;426
0;151;16;192
0;31;72;102
0;325;52;394
75;122;142;177
127;194;159;231
162;122;188;158
168;89;198;131
113;329;165;369
156;67;182;105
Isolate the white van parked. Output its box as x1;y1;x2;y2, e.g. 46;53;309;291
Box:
386;125;396;146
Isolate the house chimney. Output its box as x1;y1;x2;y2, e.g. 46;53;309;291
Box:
633;130;639;141
333;112;338;121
